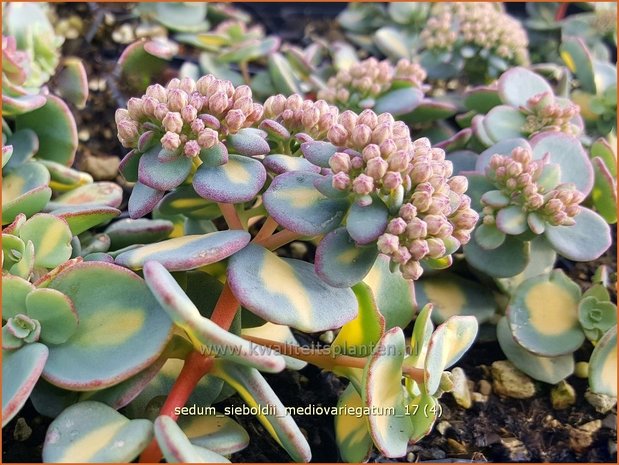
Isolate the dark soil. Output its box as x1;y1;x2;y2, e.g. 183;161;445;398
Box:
3;2;617;464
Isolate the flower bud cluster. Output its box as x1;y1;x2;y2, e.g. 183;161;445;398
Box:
332;133;478;281
263;94;339;139
420;3;529;66
317;58;426;106
115;75;263;158
522;92;581;137
482;146;584;227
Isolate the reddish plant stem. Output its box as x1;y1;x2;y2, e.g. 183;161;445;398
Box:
218;202;244;230
252;216;279;243
210;282;240;329
256;228;302;250
139;352;213;462
555;2;568;21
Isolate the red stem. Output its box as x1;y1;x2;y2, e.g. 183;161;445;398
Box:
555;2;568;21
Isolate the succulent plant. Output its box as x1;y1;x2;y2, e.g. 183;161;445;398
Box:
137;2;210;33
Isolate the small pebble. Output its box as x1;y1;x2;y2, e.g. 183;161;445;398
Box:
491;360;536;399
569;420;602;453
500;437;530;461
574;361;589;378
585;390;617;414
450;367;472;409
319;330;334;344
112;24;135;44
602;413;617;431
13;418;32;442
447;438;467;454
478;379;492;396
78;129;90;142
436;420;451;436
289;241;308;259
406;452;415;462
471;392;488;403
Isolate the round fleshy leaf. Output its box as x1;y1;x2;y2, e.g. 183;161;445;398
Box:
589;326;617;397
155;416;230;463
314;227;378;288
268;52;302;95
263;172;349;236
15;95;78;166
43;401;153;462
211;359;312;463
129;182;166;219
498;67;553;107
2;144;13;168
179;414;249;455
482;106;526;143
333;282;386;357
2;343;48;427
4;128;38;170
19;214;72;268
560;37;596;93
118;39;175;92
334;384;373;463
530;132;594;195
544;207;611;262
105;219;174;250
219;36;281;63
228;243;357;332
362;327;412;458
26;288;78;345
374;86;424;116
507;270;583;357
591;157;617;224
464;86;502;113
143;261;285;373
119;149;141;182
464;234;530;278
263;154;321;175
51;205;120;236
3;233;25;269
403;304;434;377
462;172;496;212
157;185;219;217
474;223;506;250
416;274;496;324
47;182;123;209
402;100;458;125
346;198;389;245
138;145;192;191
43;262;173;390
151;2;208;32
424;316;478;395
227;129;270;156
363;254;416;330
476;138;531;174
40;160;93;192
193;154;266;203
115;230;250;271
374;26;410;59
579;296;616;342
56;57;89;109
2;162;52;224
2;274;34;319
496;205;528;235
497;317;574;384
300;141;338;168
408;393;439;443
30;378;81;419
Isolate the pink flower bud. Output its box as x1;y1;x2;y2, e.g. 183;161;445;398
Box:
448;176;468;194
351;156;364;170
161;131;181;151
379;139;397;157
453;229;471;244
264;94;287;116
167;88;189;112
339;110;358;133
196;75;216;95
184;140;201;158
387;150;409;172
233;96;253;116
328;124;348;146
155;103;169;121
399;203;417;221
452;208;479;229
352;124;372;147
377;233;400;254
425;215;453;237
387;218;407;235
142;97;158;117
190;118;205;134
366;157;388;180
181;105;198;124
358;109;378;129
302;107;321;129
393;246;412;264
197;128;219;149
377;113;395;125
115;109;130;124
234;85;252;100
410;162;432;183
224;109;246;133
117;120;138;146
167;78;181;90
408;239;429;260
362;144;381;162
127;98;144;120
426;238;446;258
162;112;184;133
146;83;168;102
352;174;374;195
208;91;229;115
401;260;423;280
179;77;196;94
332;171;351;191
329;152;352;174
199;113;221;130
371;123;392;145
392;121;410;139
405;217;427;239
382;171;402;190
